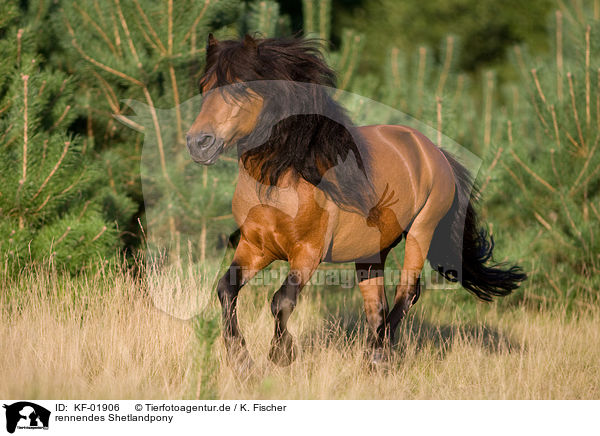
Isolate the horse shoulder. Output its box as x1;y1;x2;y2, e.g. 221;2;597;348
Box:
232;168;335;262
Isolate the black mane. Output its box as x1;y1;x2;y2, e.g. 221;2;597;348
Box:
200;35;375;215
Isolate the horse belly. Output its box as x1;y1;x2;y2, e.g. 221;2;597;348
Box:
327;223;384;262
326;208;409;263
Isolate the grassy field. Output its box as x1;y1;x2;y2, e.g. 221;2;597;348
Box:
1;262;599;400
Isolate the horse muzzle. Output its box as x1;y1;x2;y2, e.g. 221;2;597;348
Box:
186;133;225;165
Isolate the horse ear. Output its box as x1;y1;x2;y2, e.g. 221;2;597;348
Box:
243;34;258;52
207;33;218;49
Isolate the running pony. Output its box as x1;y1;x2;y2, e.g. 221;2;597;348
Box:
187;34;526;368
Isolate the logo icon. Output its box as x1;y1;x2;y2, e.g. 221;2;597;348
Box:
3;402;50;434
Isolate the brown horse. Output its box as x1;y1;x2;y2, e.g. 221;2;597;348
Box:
187;34;525;368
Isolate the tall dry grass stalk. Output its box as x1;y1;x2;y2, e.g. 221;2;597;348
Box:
0;264;195;399
1;263;598;399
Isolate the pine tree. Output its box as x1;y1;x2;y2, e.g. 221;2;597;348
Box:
0;1;135;273
55;0;243;265
488;6;600;294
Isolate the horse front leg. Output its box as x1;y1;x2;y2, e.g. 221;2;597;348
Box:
217;237;273;374
268;247;320;366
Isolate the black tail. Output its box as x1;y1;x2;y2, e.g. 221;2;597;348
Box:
427;150;526;301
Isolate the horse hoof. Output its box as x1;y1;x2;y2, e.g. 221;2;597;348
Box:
232;354;256;380
228;350;256;381
268;334;297;366
225;339;256;380
364;347;390;369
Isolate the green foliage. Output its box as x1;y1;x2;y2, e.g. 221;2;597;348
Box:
56;0;241;194
303;0;332;41
487;9;600;295
0;1;134;273
333;0;554;76
379;36;477;144
246;0;288;37
192;309;221;399
53;0;244;264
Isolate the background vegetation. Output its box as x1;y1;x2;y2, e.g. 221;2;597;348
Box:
1;0;599;399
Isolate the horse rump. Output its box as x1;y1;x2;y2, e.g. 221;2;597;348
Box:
427;150;526;301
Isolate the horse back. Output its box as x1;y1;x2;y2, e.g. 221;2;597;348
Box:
327;124;456;262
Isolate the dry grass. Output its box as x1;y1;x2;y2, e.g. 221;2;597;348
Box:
1;264;599;399
221;282;600;399
0;266;194;399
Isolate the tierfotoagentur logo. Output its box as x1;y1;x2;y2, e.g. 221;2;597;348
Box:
2;402;50;434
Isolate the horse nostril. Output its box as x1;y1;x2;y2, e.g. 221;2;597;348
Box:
187;133;215;150
196;133;215;149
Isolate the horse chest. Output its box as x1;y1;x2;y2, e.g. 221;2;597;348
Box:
232;171;336;260
232;169;300;227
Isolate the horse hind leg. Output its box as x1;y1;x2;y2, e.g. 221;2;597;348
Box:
387;218;436;343
355;252;391;364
